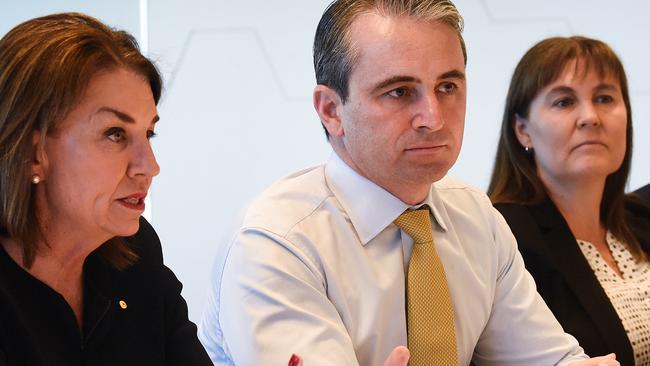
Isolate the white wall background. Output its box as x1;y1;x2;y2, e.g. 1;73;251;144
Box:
2;0;649;323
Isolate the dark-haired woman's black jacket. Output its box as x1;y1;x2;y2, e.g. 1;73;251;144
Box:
0;217;213;366
495;197;650;366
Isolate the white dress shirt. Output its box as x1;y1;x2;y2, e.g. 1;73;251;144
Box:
199;153;587;365
578;232;650;365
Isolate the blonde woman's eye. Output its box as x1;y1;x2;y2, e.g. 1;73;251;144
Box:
106;127;126;142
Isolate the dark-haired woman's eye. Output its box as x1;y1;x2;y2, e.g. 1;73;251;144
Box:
596;95;614;104
552;98;574;108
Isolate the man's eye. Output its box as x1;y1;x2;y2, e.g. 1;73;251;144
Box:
437;82;457;94
387;88;409;98
106;127;126;142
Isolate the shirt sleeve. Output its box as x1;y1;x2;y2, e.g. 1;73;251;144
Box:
202;228;360;366
472;206;589;366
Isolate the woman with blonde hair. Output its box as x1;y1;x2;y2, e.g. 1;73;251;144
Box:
0;13;211;365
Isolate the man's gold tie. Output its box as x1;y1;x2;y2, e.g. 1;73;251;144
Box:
394;207;458;366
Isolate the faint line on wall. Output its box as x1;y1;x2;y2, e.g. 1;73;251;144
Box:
167;27;310;102
479;0;574;33
140;0;153;222
139;0;149;55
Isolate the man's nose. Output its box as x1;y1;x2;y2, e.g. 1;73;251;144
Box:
412;92;444;131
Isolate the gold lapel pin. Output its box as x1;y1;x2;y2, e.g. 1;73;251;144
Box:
119;300;128;309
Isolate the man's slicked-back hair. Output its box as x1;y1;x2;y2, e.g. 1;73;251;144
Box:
313;0;466;138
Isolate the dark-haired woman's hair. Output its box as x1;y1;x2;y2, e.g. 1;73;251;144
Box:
487;36;642;259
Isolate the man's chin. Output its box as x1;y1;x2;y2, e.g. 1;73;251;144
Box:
406;163;453;183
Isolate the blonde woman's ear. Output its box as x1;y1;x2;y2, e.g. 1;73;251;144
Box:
30;130;47;181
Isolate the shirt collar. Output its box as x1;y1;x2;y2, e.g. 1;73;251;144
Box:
422;184;449;233
324;152;448;246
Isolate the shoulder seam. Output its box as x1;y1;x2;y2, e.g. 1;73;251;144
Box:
243;192;334;240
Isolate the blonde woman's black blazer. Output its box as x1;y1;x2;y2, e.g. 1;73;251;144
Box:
495;197;650;366
0;217;212;366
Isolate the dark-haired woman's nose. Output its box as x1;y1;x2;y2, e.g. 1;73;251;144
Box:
576;102;602;129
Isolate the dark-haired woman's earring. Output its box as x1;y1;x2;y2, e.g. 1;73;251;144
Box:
31;174;41;184
524;145;533;154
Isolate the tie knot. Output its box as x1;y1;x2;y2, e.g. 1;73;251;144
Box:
394;207;433;244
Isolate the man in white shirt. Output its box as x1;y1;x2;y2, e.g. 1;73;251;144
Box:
199;1;620;365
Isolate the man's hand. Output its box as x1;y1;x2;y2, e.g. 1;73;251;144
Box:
383;346;409;366
568;353;619;366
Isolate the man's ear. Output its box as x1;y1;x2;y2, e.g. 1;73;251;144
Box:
313;85;345;138
513;114;532;149
31;130;47;180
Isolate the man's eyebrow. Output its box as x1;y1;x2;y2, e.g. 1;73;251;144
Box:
440;69;466;81
97;106;159;124
371;70;466;93
371;76;421;93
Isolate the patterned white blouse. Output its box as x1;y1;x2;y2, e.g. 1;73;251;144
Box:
577;231;650;365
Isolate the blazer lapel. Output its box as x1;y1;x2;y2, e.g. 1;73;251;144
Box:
528;200;633;363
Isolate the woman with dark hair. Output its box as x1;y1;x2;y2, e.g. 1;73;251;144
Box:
0;13;211;365
488;36;650;365
634;184;650;204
